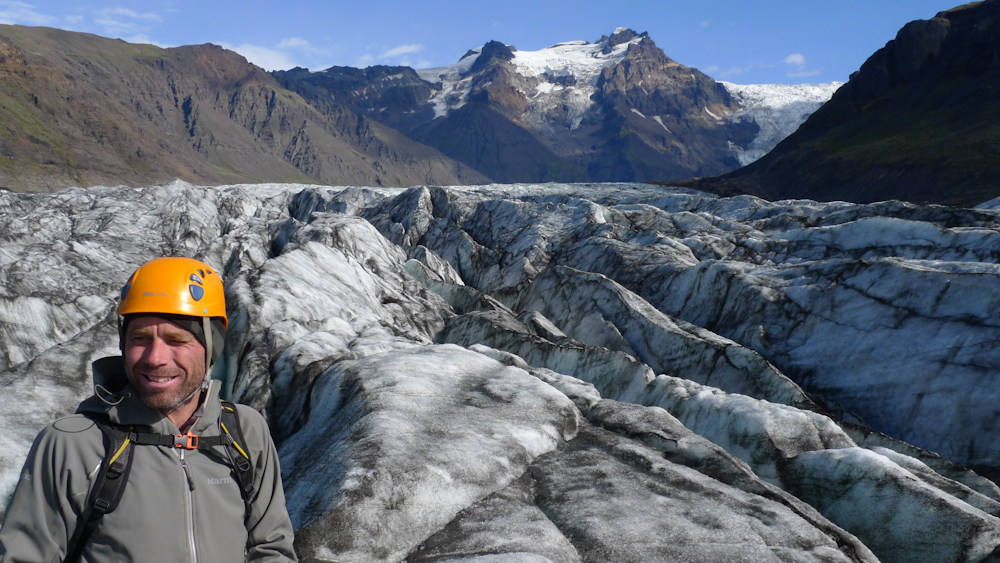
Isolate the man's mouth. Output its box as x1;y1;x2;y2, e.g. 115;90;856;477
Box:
141;373;181;388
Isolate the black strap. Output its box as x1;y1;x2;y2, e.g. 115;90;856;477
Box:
64;405;256;561
129;431;228;449
64;419;135;563
220;402;255;505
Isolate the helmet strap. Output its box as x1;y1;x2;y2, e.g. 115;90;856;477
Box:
202;316;213;389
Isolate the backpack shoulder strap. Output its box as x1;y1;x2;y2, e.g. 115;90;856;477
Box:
108;402;256;506
65;417;136;563
219;401;255;506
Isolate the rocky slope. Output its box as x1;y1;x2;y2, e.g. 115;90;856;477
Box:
0;25;485;192
5;180;1000;562
684;0;1000;206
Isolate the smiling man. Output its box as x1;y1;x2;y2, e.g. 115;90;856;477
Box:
0;257;297;562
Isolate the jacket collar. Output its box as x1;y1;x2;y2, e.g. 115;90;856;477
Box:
79;355;222;434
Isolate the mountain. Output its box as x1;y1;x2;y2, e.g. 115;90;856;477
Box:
0;25;836;193
681;0;1000;206
6;180;1000;562
0;25;486;192
274;28;838;185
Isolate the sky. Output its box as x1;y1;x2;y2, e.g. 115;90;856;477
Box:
3;0;960;85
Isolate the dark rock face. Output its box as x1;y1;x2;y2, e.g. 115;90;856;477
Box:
469;40;516;74
272;65;439;132
690;0;1000;206
590;37;757;180
602;28;645;53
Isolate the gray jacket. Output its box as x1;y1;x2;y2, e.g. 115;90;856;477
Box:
0;357;297;562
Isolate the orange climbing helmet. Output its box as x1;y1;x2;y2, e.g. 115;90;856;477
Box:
117;257;228;368
118;256;228;325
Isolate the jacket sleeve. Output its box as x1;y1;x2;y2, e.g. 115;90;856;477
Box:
0;418;99;563
239;406;298;562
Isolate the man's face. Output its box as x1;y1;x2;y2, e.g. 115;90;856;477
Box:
123;315;206;413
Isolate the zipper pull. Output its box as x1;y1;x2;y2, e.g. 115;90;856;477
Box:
179;449;196;491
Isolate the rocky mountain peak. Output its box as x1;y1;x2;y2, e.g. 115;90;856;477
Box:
470;40;516;74
602;27;649;54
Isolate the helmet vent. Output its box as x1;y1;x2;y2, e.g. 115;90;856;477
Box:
120;283;131;300
189;284;204;301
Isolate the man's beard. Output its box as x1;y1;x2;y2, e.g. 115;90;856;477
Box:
135;367;204;413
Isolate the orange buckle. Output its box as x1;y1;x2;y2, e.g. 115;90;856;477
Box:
174;431;198;449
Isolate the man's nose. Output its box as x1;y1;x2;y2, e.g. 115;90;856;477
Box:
143;337;170;365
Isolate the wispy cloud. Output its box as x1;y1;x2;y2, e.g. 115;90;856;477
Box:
0;1;56;26
716;63;764;78
784;53;821;78
220;42;301;71
86;6;164;40
367;43;427;68
380;44;424;59
104;7;161;21
277;37;311;50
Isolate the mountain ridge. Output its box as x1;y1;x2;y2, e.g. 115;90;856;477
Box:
0;24;835;193
0;25;486;192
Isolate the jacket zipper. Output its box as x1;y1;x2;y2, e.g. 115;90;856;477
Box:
179;449;198;563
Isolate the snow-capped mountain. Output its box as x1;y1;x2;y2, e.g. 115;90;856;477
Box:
4;179;1000;562
276;28;840;185
417;28;646;127
416;30;840;167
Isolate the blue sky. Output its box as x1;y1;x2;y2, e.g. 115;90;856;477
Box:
8;1;956;84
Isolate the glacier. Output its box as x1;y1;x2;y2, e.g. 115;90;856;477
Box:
722;82;844;166
3;180;1000;562
416;34;840;161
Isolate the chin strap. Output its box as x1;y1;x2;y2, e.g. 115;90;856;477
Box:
202;316;213;389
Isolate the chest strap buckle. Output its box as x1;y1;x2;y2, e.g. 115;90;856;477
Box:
174;431;198;449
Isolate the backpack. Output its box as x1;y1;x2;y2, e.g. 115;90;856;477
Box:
63;401;255;563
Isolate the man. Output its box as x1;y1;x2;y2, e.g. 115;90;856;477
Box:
0;257;297;562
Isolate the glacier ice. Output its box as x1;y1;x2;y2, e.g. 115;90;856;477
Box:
3;180;1000;562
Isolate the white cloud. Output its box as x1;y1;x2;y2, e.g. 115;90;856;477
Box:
700;20;712;28
105;7;161;21
0;1;56;26
783;53;822;79
784;53;806;67
277;37;311;50
221;42;300;71
380;44;424;59
93;6;163;38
